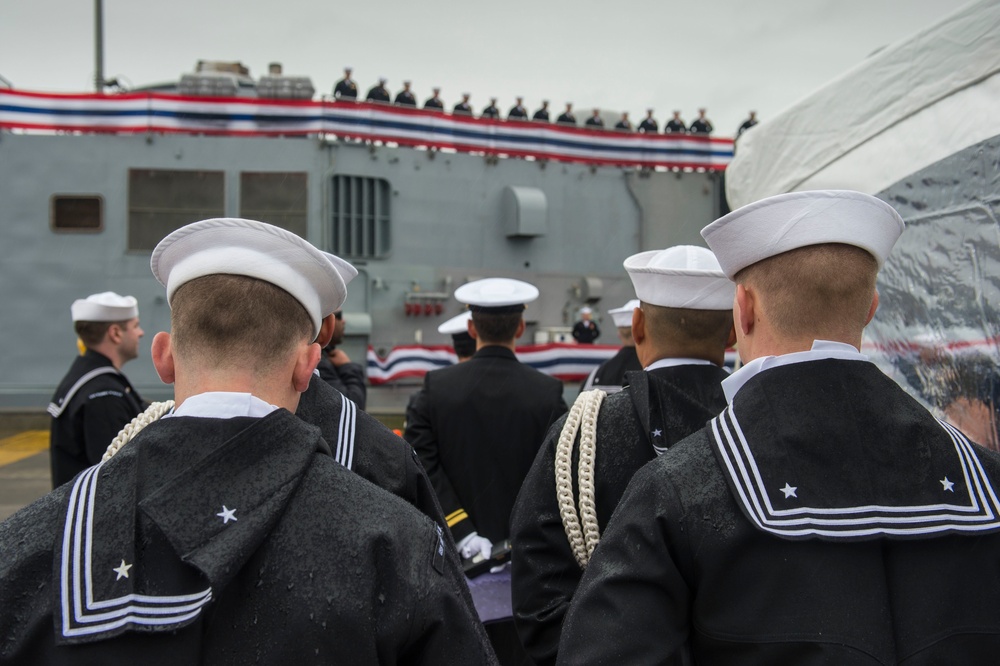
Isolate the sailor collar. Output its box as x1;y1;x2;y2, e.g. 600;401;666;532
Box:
54;410;326;644
710;359;1000;541
722;340;867;403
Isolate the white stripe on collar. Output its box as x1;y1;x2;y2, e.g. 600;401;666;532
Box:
644;357;717;372
722;340;867;403
334;393;358;470
164;392;278;419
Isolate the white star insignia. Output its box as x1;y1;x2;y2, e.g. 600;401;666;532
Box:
113;559;132;581
780;483;798;499
940;477;955;492
217;505;238;524
651;429;663;438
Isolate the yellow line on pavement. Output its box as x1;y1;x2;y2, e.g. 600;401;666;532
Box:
0;430;49;466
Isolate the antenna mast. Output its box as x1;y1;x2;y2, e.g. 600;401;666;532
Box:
94;0;104;91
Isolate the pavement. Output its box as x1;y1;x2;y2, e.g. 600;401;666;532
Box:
0;429;51;521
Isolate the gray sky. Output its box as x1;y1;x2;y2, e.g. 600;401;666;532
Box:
1;0;961;136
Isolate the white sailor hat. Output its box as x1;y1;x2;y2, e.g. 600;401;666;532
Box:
701;190;905;279
624;245;734;310
580;306;593;315
438;310;473;336
608;299;639;328
322;252;359;289
454;277;539;313
150;218;352;339
71;291;139;322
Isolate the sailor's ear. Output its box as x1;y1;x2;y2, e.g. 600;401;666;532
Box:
514;318;526;340
865;290;880;326
467;319;478;340
293;342;321;393
316;314;336;348
631;306;646;346
151;332;175;384
736;284;755;337
107;322;123;345
726;320;738;348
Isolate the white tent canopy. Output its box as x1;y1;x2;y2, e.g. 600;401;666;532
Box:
726;0;1000;209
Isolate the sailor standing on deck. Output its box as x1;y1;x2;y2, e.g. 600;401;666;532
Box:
404;277;568;664
1;218;497;665
511;246;734;665
571;306;600;344
48;292;145;488
333;66;357;100
558;191;1000;664
578;299;643;393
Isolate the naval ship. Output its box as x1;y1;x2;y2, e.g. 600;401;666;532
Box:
0;61;734;418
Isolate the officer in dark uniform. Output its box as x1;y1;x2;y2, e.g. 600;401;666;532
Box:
560;191;1000;664
579;300;642;393
737;110;759;138
2;218;498;664
453;93;473;116
333;67;357;100
664;110;687;133
512;248;735;665
556;103;576;126
532;100;550;122
48;292;146;488
424;87;445;110
584;109;604;128
393;80;416;106
638;108;659;133
365;77;391;103
508;96;528;120
571;306;600;343
614;112;633;131
405;277;568;665
689;107;714;134
481;97;501;120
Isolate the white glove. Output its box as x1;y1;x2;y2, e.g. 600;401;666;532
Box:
457;532;493;561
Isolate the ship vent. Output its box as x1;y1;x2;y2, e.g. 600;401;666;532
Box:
502;186;547;238
330;175;391;259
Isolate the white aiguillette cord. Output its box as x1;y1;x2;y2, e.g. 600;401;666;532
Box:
102;401;175;461
555;389;604;569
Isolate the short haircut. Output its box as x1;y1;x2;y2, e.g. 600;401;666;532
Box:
734;243;878;340
170;274;313;374
471;311;522;344
641;304;732;351
74;320;129;348
453;334;477;359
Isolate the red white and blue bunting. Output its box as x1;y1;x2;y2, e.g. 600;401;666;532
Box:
366;344;741;384
0;89;733;170
366;343;620;384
